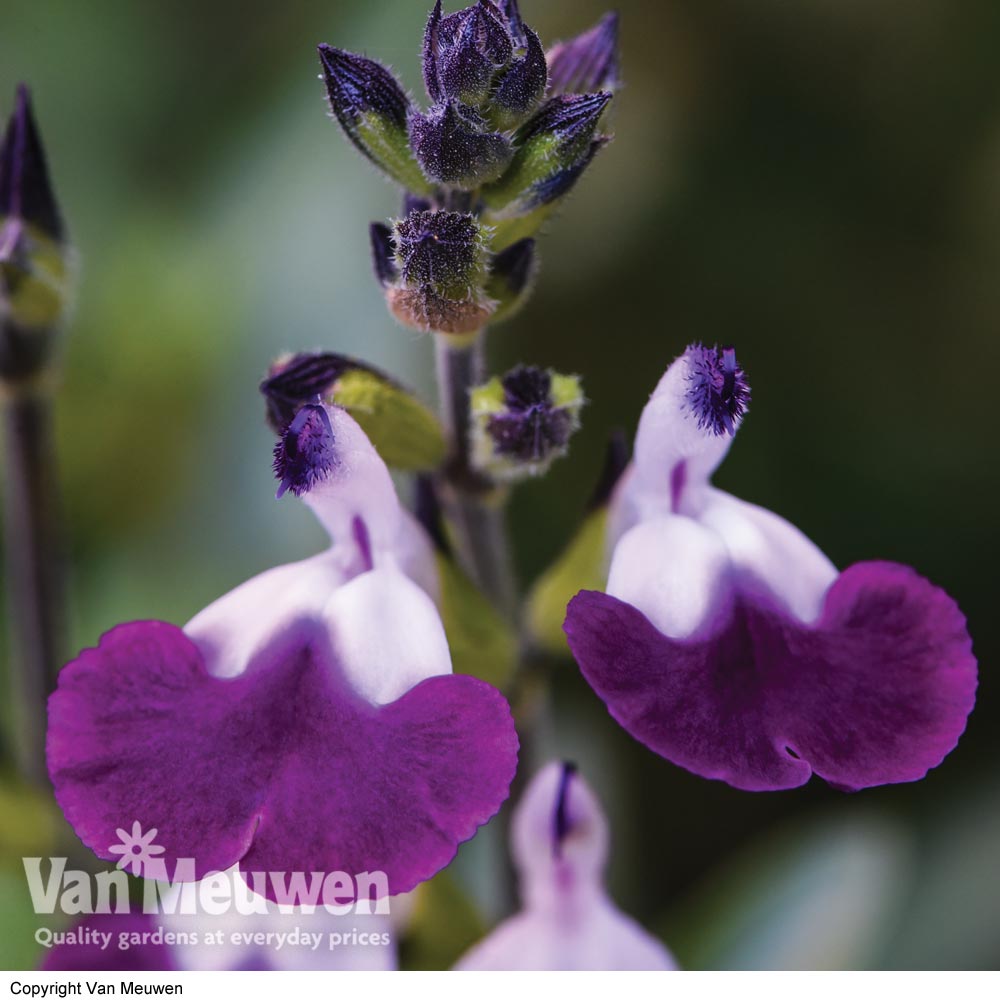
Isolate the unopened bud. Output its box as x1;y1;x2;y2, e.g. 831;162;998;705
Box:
546;13;621;97
471;364;584;481
1;85;72;384
317;45;431;194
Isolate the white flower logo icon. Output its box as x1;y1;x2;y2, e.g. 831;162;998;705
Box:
108;821;166;876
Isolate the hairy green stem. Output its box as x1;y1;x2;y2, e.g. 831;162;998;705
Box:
2;385;66;787
434;330;518;620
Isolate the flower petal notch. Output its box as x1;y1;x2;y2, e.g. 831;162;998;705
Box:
455;762;677;970
564;344;977;792
48;405;518;897
470;364;584;482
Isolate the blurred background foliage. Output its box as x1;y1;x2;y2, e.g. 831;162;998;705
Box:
1;0;998;971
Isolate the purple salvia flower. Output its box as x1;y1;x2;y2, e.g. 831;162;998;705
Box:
0;84;65;242
563;344;978;792
409;100;512;188
47;405;518;897
455;762;677;971
546;12;621;97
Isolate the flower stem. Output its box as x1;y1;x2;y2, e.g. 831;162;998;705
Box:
1;384;66;787
434;330;518;620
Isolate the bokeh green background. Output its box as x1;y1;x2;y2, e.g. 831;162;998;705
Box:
2;0;998;971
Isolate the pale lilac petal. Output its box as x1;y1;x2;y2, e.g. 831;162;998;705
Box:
511;761;608;897
565;562;977;791
606;516;733;639
455;901;677;971
456;763;676;971
184;551;346;678
321;567;451;705
630;350;737;515
48;620;518;892
300;406;406;563
698;488;837;624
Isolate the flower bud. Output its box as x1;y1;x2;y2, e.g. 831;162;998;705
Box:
481;92;611;234
423;0;513;108
317;45;431;194
409;101;512;189
262;351;447;471
484;237;537;322
489;26;547;132
471;364;584;481
546;12;621;96
382;209;496;335
0;85;72;384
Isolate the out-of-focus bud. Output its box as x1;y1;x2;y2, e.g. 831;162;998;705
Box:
0;85;72;384
484;237;536;323
317;45;432;195
546;12;621;96
481;92;611;243
384;209;496;336
409;101;512;189
470;364;584;482
262;351;448;472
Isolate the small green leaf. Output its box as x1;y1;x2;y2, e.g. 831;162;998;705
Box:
437;554;517;689
331;368;447;472
526;507;609;655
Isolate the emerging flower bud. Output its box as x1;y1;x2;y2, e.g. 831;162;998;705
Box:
489;25;547;131
369;222;399;288
317;45;431;194
484;237;537;322
409;101;512;189
0;85;72;383
384;208;496;335
423;0;513;107
546;13;621;96
482;92;611;227
470;364;584;481
262;351;448;472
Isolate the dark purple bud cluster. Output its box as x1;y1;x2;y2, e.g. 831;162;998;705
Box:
471;364;585;480
318;2;620;334
684;344;751;437
272;403;338;498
